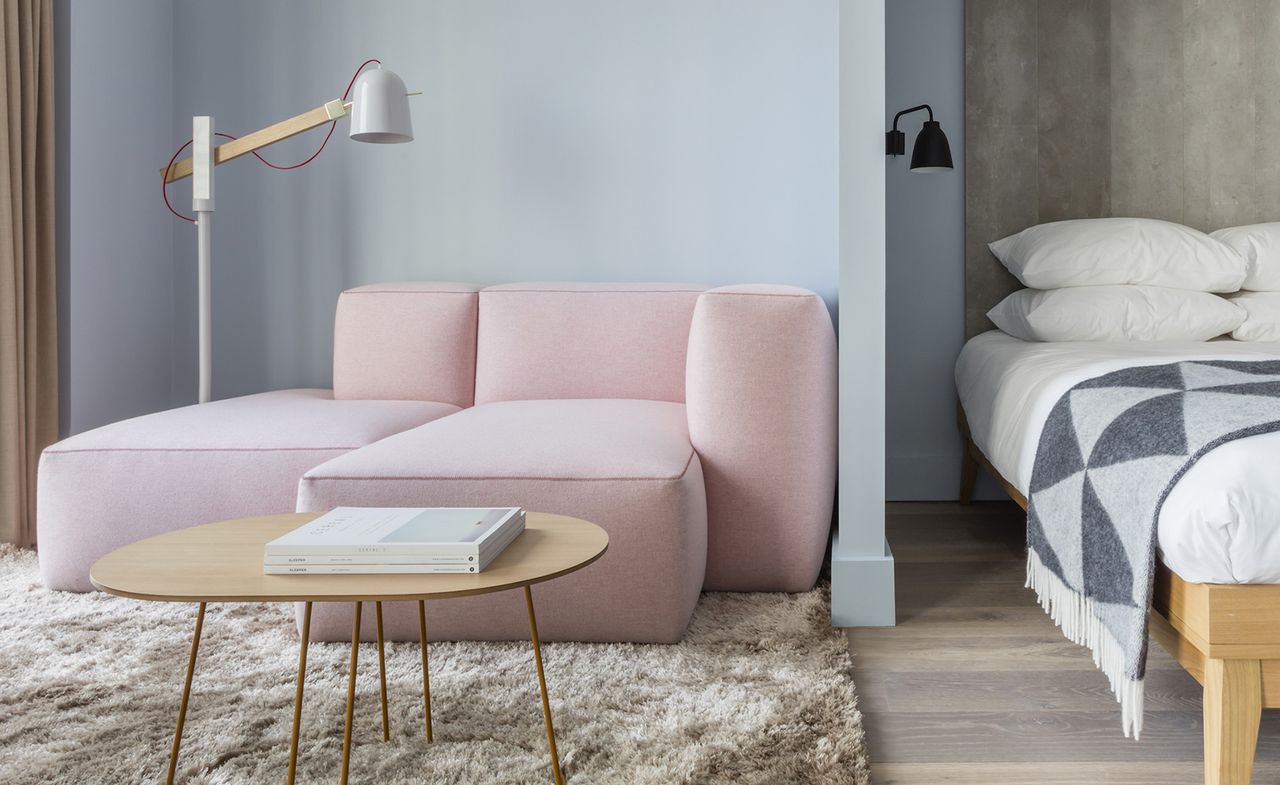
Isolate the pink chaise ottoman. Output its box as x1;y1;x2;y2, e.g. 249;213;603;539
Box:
36;390;459;591
37;283;481;592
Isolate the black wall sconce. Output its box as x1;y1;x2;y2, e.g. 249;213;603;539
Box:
886;104;953;173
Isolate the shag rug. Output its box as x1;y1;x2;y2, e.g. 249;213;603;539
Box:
0;547;868;784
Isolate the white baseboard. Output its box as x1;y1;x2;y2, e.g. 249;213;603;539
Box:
830;533;895;627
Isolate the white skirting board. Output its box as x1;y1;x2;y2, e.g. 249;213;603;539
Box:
831;533;896;627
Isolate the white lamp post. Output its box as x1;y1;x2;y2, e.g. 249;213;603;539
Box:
162;64;415;403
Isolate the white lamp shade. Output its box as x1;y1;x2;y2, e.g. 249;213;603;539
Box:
349;67;413;143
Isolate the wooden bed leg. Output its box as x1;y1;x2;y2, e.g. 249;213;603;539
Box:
959;445;978;505
1203;658;1262;785
957;402;979;505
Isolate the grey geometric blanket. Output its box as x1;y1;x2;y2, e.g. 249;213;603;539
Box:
1027;359;1280;739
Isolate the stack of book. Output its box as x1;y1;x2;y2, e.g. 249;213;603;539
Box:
263;507;525;574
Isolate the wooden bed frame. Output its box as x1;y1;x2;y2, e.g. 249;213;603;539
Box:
958;403;1280;785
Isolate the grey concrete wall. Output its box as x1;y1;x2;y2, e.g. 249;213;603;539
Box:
167;0;839;403
966;0;1280;337
965;0;1035;339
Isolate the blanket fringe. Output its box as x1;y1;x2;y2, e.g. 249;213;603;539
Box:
1026;549;1145;739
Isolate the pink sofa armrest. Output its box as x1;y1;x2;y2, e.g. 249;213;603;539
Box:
685;285;837;591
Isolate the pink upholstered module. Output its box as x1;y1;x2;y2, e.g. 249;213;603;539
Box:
37;390;458;591
685;285;837;592
473;283;705;404
297;398;707;643
332;282;480;406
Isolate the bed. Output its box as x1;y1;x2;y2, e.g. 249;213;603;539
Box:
956;331;1280;785
960;5;1280;778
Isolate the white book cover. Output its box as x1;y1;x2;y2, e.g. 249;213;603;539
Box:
264;515;525;566
264;563;483;575
265;507;524;558
263;553;477;566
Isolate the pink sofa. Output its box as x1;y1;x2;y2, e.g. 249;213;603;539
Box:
37;282;837;643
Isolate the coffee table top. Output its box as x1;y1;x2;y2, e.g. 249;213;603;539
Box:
90;512;608;603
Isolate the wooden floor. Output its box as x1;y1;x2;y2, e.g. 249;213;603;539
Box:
847;502;1280;785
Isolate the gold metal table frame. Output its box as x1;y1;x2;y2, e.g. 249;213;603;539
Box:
90;513;608;785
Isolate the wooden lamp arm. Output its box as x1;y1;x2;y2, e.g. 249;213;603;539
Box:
160;99;351;184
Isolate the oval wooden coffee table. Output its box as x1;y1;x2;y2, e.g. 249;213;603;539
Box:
90;511;608;785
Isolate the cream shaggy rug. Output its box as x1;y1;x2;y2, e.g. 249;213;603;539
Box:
0;547;868;784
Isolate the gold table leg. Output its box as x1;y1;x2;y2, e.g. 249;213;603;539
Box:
166;602;206;785
525;587;564;785
418;600;433;742
375;601;390;742
340;602;362;785
287;601;312;785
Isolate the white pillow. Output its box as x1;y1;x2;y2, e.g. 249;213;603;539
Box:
989;217;1246;292
1229;291;1280;341
988;286;1244;342
1211;223;1280;291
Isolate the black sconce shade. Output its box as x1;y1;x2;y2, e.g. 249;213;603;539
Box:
910;120;953;172
886;104;953;173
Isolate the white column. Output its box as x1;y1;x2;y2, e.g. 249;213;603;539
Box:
832;0;894;627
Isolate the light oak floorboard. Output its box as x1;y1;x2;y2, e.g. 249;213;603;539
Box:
856;668;1203;713
847;502;1280;785
863;709;1280;763
874;761;1280;785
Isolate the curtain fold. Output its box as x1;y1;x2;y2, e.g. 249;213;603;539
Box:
0;0;56;546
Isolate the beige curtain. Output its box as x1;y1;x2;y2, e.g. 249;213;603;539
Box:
0;0;56;546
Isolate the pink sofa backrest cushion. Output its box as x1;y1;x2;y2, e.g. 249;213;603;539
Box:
333;282;480;407
474;283;706;404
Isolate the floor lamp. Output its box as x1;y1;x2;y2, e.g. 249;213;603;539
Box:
161;61;415;404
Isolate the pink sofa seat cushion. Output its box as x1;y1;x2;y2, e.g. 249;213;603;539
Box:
38;390;459;591
474;283;705;405
298;399;707;643
333;282;480;406
304;398;696;481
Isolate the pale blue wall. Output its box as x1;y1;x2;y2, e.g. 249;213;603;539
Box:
165;0;839;403
885;0;984;500
58;1;959;506
60;0;176;433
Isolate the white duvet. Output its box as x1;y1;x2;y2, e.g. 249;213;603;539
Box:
956;331;1280;584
